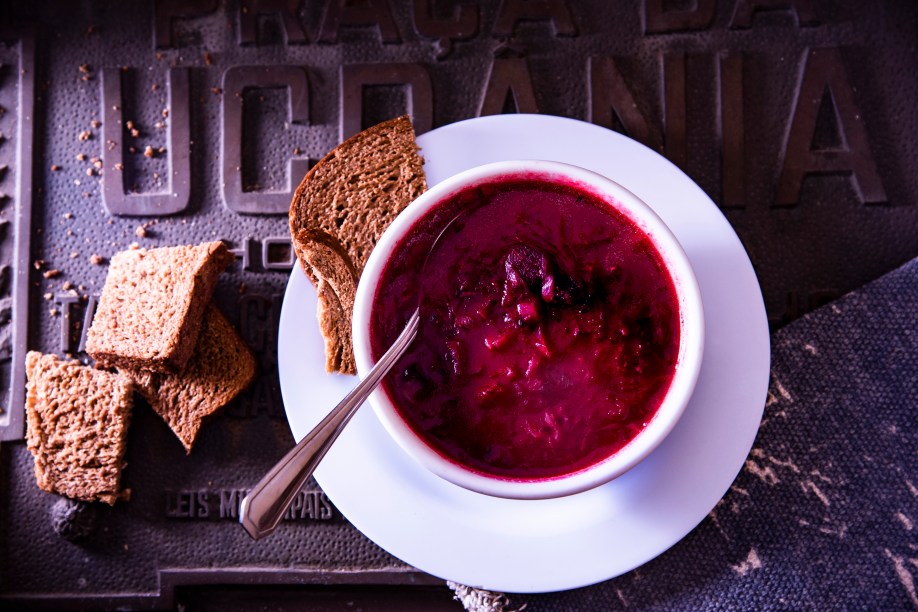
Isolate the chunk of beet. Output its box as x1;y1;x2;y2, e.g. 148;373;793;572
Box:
501;244;592;310
516;297;540;323
484;327;515;350
502;245;554;305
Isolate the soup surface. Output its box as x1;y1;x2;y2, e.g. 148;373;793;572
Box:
370;175;680;480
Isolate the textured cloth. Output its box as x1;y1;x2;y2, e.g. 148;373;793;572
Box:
503;258;918;610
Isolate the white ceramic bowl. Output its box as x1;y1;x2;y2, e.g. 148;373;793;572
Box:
353;160;704;499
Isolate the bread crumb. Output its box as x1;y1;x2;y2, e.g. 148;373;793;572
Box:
43;292;52;300
238;282;247;295
86;168;95;177
69;252;78;259
79;63;91;74
91;119;102;129
89;254;104;265
203;52;213;66
211;87;222;95
114;163;124;171
43;269;61;279
51;164;61;172
63;212;73;219
62;281;73;290
135;226;146;238
130;128;140;138
33;259;45;270
78;131;91;142
50;308;60;316
76;153;86;161
93;160;103;170
129;242;140;250
162;109;169;118
143;146;154;158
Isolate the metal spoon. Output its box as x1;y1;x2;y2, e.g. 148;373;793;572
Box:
239;308;420;540
239;206;469;540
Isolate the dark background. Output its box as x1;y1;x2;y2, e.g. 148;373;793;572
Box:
0;1;916;609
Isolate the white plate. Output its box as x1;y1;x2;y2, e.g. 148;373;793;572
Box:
278;114;770;593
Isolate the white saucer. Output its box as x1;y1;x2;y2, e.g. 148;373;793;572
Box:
278;114;770;593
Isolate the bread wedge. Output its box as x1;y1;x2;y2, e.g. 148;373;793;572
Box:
86;242;235;373
25;352;134;505
289;115;426;374
124;303;256;453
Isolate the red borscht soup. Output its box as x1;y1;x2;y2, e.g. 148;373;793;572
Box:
370;175;680;480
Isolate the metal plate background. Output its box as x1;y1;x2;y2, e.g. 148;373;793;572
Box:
0;0;916;608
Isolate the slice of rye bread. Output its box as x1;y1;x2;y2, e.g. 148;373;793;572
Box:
86;241;235;374
25;351;134;505
289;115;427;374
123;303;256;453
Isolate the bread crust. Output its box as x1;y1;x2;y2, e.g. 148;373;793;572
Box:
315;280;348;373
296;228;359;373
289;116;426;374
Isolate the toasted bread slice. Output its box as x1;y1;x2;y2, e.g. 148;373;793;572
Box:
124;303;256;453
86;242;235;374
25;351;134;505
289;115;426;374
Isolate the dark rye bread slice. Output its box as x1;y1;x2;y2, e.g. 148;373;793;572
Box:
86;242;235;374
25;351;134;505
289;115;427;374
124;303;256;453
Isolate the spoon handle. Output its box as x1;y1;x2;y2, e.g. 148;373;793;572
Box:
240;308;420;540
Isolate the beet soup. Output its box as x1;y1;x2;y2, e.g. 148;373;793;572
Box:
369;175;681;480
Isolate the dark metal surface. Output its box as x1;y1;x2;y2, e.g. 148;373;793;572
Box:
0;0;916;608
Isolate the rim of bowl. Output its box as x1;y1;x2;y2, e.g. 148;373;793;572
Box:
352;159;705;500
